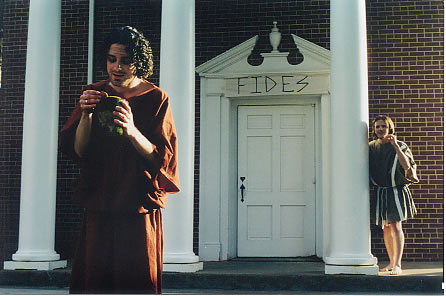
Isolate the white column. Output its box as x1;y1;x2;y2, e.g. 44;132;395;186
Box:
159;0;203;272
324;0;378;275
3;0;66;271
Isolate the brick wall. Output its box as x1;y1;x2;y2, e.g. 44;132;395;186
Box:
0;0;443;266
0;0;3;84
366;0;444;261
56;0;91;260
198;0;444;263
0;0;29;265
93;0;161;83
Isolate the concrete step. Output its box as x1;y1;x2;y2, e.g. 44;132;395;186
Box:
0;260;443;294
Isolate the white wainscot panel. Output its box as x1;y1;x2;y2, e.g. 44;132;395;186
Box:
280;205;304;239
247;115;273;129
248;136;272;191
280;114;305;129
247;205;272;240
280;136;304;191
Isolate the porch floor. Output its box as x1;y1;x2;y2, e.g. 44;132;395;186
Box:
0;258;443;294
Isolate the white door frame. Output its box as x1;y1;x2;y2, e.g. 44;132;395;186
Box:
199;90;331;261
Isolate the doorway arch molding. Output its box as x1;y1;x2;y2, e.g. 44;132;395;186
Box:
196;32;331;261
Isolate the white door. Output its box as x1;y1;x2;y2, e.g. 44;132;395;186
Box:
237;105;315;257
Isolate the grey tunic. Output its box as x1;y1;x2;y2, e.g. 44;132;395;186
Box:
369;140;418;226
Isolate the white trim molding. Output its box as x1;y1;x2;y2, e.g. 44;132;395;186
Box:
197;28;331;261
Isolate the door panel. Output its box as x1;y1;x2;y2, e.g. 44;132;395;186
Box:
247;136;272;191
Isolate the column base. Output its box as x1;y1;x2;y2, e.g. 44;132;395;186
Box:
164;252;200;264
163;262;203;273
199;243;221;261
324;255;377;266
325;264;379;275
4;260;67;271
12;250;61;262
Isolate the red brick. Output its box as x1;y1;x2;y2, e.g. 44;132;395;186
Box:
0;0;443;264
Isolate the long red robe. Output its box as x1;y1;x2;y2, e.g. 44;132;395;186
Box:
59;80;180;294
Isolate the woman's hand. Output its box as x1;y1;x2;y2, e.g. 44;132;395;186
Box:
74;90;107;157
113;100;154;160
79;90;107;113
385;134;411;170
113;100;138;138
384;134;398;148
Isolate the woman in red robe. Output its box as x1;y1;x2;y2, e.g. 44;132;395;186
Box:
59;26;179;294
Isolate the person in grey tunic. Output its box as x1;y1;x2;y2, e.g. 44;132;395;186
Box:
369;115;418;275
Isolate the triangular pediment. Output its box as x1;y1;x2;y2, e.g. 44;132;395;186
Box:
196;34;330;76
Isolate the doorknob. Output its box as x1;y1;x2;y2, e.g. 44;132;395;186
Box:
240;177;246;202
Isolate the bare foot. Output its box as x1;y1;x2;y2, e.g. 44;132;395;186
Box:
390;266;402;275
379;264;393;272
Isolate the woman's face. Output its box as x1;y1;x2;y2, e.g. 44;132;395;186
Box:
374;119;389;139
106;43;137;88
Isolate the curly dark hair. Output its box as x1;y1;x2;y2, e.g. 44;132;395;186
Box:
102;26;153;79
